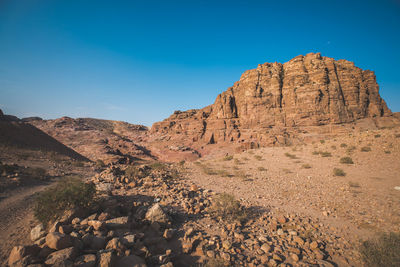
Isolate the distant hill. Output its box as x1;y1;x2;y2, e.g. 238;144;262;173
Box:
0;109;88;161
29;116;152;163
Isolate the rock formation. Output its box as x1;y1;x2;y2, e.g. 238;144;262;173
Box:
151;53;392;147
30;117;152;163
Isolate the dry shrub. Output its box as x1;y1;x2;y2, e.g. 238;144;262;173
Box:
361;146;372;152
284;152;297;159
340;157;354;164
302;164;312;169
210;193;246;223
254;155;263;161
34;177;96;225
333;168;346;176
320;151;332;157
360;232;400;267
223;155;233;161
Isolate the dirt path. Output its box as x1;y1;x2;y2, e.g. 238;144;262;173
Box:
0;183;51;265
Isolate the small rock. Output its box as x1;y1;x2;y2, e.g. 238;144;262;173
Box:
74;254;96;267
190;184;198;191
71;218;81;225
121;234;136;248
163;229;176;240
260;243;270;254
105;217;129;230
97;250;116;267
88;220;105;231
291;253;299;262
310;240;319;250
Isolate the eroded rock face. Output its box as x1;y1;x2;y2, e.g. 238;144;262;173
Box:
151;53;391;147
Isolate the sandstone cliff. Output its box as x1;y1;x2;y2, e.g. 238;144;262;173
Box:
151;53;392;147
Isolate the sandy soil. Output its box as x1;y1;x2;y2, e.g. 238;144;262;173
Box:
184;127;400;252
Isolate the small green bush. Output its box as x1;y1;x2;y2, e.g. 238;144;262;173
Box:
340;157;354;164
211;193;246;222
34;177;96;225
320;140;325;144
333;168;346;176
72;161;84;167
348;181;360;188
149;162;167;170
28;167;47;179
223;155;233;161
361;146;372;152
254;155;263;161
284;152;297;159
201;165;217;175
320;151;332;157
347;146;357;153
125;166;149;179
360;232;400;267
302;164;312;169
95;159;106;168
216;169;231;177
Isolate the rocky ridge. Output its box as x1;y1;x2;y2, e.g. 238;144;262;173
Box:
30;117;151;164
151;53;393;149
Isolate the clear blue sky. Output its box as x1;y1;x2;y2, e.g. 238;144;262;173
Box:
1;0;399;126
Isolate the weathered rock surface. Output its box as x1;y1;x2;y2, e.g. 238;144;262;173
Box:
151;53;393;147
30;117;151;163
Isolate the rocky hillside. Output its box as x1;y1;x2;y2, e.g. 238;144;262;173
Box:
30;117;151;164
0;110;87;162
151;53;394;149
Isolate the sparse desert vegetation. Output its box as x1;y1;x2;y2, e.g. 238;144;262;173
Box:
360;232;400;267
33;177;96;225
340;156;354;164
333;168;346;176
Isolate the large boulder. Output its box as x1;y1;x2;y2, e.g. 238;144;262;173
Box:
8;245;40;266
45;247;77;266
145;203;170;224
45;232;72;250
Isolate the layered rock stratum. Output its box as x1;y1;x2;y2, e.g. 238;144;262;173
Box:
151;53;393;149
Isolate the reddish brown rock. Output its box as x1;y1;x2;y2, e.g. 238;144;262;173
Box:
151;53;392;148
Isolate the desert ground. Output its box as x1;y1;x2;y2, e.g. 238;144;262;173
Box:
1;124;399;266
